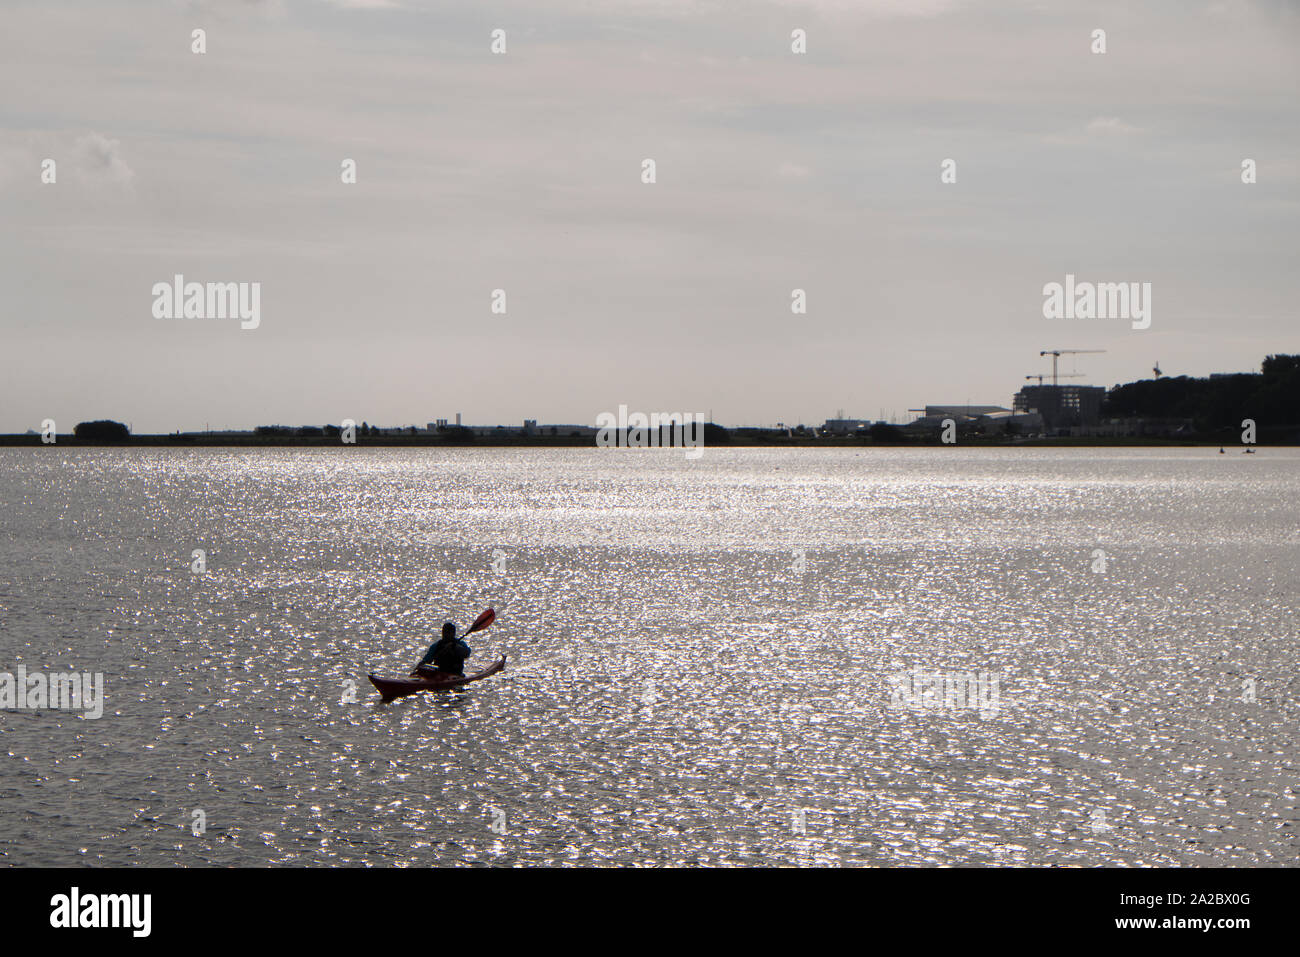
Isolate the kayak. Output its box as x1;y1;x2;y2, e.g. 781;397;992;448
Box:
368;656;506;702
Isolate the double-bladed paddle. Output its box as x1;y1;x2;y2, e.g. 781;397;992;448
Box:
463;607;496;635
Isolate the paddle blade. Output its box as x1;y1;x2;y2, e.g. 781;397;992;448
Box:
465;608;495;635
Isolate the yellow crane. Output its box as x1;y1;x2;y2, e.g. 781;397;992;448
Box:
1039;349;1105;386
1025;373;1082;386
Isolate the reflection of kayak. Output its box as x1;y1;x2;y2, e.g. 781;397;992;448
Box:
368;656;506;702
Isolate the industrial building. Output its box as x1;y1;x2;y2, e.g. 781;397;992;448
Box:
821;418;870;434
904;405;1043;435
1013;384;1105;432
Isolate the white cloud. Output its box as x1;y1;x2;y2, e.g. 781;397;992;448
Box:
1086;116;1143;136
326;0;402;9
72;132;134;188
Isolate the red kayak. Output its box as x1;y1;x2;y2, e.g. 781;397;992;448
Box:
368;656;506;702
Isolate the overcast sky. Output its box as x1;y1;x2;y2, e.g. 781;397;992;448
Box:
2;0;1297;432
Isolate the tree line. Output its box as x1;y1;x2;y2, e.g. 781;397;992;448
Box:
1102;354;1299;431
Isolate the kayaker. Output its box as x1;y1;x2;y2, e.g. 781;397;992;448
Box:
414;622;472;677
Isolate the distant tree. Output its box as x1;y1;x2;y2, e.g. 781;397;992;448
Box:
1102;355;1299;431
1255;354;1300;424
297;426;323;437
1262;354;1300;378
74;420;129;441
869;423;906;444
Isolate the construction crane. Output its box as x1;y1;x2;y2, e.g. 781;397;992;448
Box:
1025;373;1082;386
1039;349;1106;387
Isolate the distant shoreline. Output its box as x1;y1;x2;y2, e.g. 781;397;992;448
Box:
0;434;1291;448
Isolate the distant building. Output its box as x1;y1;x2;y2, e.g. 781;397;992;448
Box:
461;422;599;439
822;418;868;434
906;406;1008;431
979;409;1044;434
924;405;1008;418
1013;385;1104;432
904;405;1041;435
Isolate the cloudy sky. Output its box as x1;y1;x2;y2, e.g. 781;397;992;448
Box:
2;0;1297;432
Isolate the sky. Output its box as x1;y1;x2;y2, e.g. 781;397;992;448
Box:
2;0;1297;432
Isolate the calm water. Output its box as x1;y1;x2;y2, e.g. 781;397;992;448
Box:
1;447;1297;867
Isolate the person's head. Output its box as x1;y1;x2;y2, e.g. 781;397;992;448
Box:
442;622;457;639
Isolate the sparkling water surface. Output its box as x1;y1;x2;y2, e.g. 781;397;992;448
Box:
1;447;1297;866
